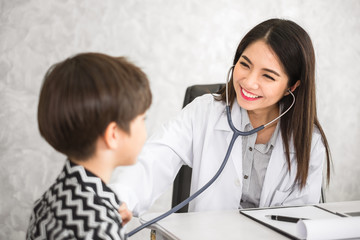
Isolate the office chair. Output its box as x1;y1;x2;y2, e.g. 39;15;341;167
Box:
171;83;326;212
171;83;225;213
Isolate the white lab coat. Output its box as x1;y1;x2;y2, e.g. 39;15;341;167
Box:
110;94;325;216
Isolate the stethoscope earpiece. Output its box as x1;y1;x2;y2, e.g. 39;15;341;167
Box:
225;65;235;106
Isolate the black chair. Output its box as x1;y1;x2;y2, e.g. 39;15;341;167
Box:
171;83;225;213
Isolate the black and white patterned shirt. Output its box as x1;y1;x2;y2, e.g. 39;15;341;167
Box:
27;159;123;240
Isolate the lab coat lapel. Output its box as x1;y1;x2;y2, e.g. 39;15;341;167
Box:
259;134;286;207
214;104;243;180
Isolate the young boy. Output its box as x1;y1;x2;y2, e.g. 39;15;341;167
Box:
27;53;152;239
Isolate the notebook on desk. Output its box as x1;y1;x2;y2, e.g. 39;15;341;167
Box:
239;205;360;240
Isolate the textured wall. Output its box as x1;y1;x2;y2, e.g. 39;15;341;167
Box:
1;0;359;239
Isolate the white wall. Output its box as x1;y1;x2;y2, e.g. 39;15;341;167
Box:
1;0;359;239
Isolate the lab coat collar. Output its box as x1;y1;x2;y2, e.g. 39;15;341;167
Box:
214;100;242;132
213;100;294;206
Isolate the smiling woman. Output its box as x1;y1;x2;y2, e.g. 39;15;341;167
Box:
216;18;331;192
110;18;332;218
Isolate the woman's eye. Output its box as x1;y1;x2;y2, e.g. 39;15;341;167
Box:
263;74;275;81
240;62;249;68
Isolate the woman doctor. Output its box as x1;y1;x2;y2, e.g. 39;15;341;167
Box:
110;18;331;216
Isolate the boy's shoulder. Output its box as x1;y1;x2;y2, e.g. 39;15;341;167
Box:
27;160;123;240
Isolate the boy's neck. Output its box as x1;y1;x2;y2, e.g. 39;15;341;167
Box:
70;156;115;184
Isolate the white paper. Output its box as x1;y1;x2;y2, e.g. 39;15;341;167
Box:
297;217;360;240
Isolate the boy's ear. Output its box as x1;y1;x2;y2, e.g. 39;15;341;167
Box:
103;122;125;149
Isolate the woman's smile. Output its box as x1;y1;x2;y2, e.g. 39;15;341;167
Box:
240;87;262;101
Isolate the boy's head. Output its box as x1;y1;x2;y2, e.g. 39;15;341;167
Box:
38;52;152;161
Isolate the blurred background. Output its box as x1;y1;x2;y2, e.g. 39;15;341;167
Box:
1;0;359;239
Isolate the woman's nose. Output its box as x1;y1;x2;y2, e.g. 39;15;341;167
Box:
243;71;259;89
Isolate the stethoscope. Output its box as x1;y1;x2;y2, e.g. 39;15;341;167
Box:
124;66;296;239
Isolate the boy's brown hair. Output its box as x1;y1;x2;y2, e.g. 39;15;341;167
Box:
38;52;152;160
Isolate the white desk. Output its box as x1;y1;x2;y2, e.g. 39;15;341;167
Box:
139;201;360;240
316;200;360;216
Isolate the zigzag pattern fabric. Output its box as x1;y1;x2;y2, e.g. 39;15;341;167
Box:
27;160;123;240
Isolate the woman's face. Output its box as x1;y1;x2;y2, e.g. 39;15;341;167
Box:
233;40;289;115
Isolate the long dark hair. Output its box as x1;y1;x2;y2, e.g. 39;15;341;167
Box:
217;19;331;189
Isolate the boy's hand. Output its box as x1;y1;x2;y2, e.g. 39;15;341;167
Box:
119;202;132;225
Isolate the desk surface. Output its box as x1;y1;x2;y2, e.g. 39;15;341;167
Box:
140;201;360;240
316;200;360;215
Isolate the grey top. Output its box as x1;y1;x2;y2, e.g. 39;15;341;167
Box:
239;107;280;209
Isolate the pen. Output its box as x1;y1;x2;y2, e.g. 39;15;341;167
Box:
265;215;309;223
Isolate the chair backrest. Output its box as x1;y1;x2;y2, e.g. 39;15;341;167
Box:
171;83;225;213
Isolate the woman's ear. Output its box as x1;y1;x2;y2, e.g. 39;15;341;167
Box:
103;122;125;149
290;80;301;92
285;80;300;95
